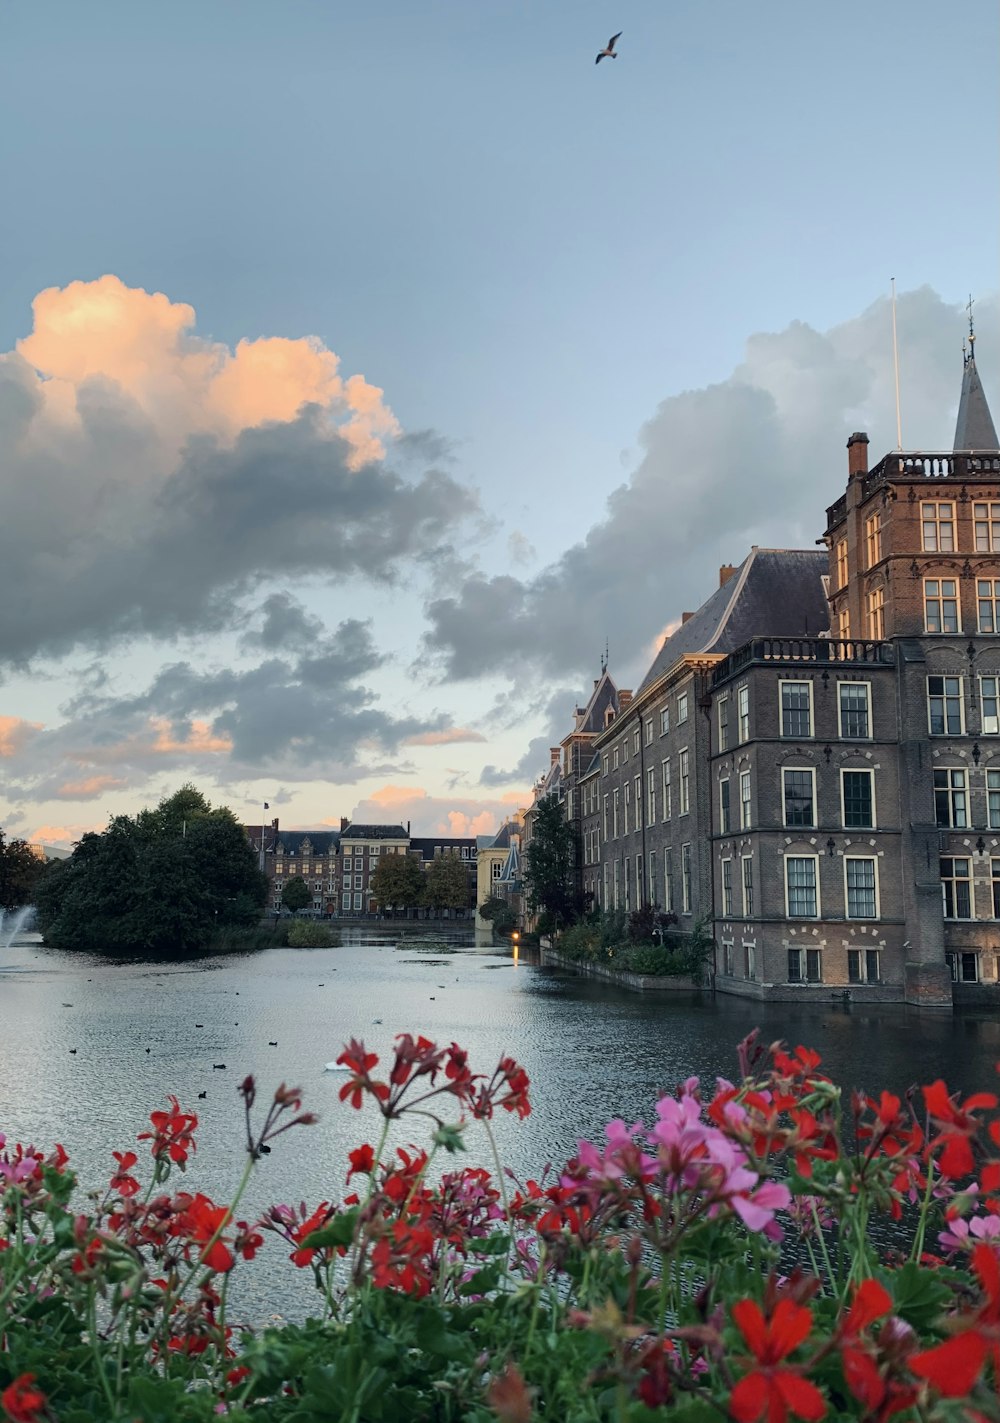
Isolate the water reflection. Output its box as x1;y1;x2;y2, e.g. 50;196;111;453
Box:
1;927;997;1319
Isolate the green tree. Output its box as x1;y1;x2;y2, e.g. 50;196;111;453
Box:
523;794;579;930
280;875;312;915
34;786;268;955
423;853;472;913
370;852;425;914
479;897;516;933
0;830;45;911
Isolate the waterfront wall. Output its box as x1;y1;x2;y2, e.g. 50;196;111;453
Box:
541;945;706;996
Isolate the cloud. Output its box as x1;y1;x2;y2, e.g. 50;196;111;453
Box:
54;775;128;801
0;716;42;757
343;785;526;837
28;822;103;847
402;728;487;747
0;276;478;664
423;287;999;684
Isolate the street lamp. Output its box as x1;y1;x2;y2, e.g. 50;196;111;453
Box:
511;929;520;967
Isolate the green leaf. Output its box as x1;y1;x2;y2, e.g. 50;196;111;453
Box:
890;1261;953;1331
301;1207;360;1250
415;1310;474;1361
432;1122;467;1155
458;1263;504;1297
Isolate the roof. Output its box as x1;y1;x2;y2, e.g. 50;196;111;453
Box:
269;830;341;855
488;822;517;850
497;841;520;884
339;823;409;840
637;549;830;695
476;833;497;851
570;670;620;736
408;836;477;862
954;353;999;452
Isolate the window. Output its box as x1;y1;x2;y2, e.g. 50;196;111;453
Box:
990;772;1000;830
492;859;503;880
623;860;631;912
721;859;733;916
992;858;1000;917
354;874;364;889
633;727;640;756
342;859;351;873
780;682;812;738
370;846;380;858
677;692;689;725
845;857;878;918
649;850;657;905
975;502;1000;552
947;951;979;983
342;892;350;910
681;844;692;913
981;677;1000;735
612;859;620;909
622;737;629;764
612;788;619;838
978;580;1000;634
922;501;956;552
739;770;752;829
679;749;690;815
624;780;631;833
636;854;644;907
353;892;363;911
661;759;672;820
613;747;619;770
838;683;870;739
836;538;848;589
928;676;964;735
275;863;284;876
720;777;731;833
737;686;750;742
839;606;851;640
785;856;819;917
744;943;756;980
724;942;734;976
842;769;875;828
782;768;815;827
718;696;730;751
660;706;670;735
647;768;655;825
603;794;609;840
644;718;653;746
865;512;882;567
663;849;674;912
848;949;881;983
924;579;959;634
941;857;972;919
788;948;822;983
602;754;609;775
741;857;753;917
867;587;885;640
934;768;968;828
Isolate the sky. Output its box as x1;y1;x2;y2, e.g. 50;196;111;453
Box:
1;0;998;844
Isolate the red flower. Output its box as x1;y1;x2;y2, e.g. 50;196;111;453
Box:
1;1374;47;1423
290;1202;333;1267
169;1192;234;1272
730;1298;826;1423
347;1144;376;1182
842;1279;892;1339
336;1040;390;1110
910;1241;1000;1395
234;1220;264;1261
110;1149;140;1197
923;1080;997;1179
772;1045;824;1080
138;1095;198;1167
370;1218;435;1297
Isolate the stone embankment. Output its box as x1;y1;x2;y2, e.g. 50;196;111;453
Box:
540;941;708;996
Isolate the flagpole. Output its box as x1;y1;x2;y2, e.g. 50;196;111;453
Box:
259;800;269;874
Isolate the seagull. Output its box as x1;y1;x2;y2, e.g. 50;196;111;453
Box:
198;1090;207;1099
595;31;621;64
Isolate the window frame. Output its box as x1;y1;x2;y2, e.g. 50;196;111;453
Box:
838;681;871;740
784;854;820;919
844;855;879;920
677;691;689;725
927;675;965;736
974;502;1000;552
719;776;731;833
923;577;960;634
841;767;876;829
646;767;656;826
980;675;1000;735
865;511;882;568
787;947;822;984
941;856;973;920
779;680;814;739
741;856;753;917
835;538;848;589
989;771;1000;831
867;586;885;640
681;843;692;914
782;765;817;829
663;848;674;912
678;747;690;816
978;579;1000;635
661;758;671;820
737;685;750;743
660;706;670;735
739;769;752;830
921;500;956;553
718;695;730;752
934;767;969;829
721;857;733;916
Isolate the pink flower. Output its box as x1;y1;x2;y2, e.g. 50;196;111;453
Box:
938;1212;1000;1254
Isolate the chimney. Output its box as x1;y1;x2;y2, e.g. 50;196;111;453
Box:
550;747;560;766
406;820;411;836
619;690;633;710
681;611;694;624
719;563;737;588
340;816;349;832
847;431;869;479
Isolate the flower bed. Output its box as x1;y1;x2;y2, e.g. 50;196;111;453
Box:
3;1030;1000;1420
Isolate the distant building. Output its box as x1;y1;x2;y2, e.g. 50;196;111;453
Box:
476;818;524;926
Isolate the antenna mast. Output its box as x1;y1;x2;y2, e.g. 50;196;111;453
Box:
891;277;903;450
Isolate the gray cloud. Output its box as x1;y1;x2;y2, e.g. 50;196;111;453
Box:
424;288;999;685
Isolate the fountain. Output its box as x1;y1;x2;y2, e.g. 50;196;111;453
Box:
0;905;36;949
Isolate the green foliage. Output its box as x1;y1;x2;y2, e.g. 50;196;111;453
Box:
279;874;312;914
34;785;269;956
286;918;339;947
556;910;713;979
369;851;425;911
423;853;473;912
523;794;579;929
0;828;45;911
478;897;516;932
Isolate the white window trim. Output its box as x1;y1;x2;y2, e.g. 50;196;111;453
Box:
778;678;815;739
681;843;692;914
781;765;817;829
839;766;877;830
717;694;730;750
843;855;880;920
784;852;821;919
739;768;752;830
927;675;966;736
661;758;671;821
677;691;689;725
719;775;731;833
737;685;750;743
740;855;753;917
979;675;1000;735
678;746;690;816
721;857;733;917
837;681;872;740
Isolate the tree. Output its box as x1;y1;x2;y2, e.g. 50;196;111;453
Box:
479;897;516;933
423;854;473;913
0;830;45;911
34;786;269;955
370;852;425;914
523;795;579;930
280;876;312;915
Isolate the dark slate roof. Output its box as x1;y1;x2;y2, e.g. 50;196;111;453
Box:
489;822;515;850
637;549;830;694
573;670;620;735
267;830;341;855
340;823;409;840
954;354;999;451
580;748;601;780
498;842;520;883
409;836;477;862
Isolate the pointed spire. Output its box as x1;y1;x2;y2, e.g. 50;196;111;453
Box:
954;297;999;452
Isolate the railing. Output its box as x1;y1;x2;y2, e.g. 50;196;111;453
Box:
826;451;1000;530
711;637;894;687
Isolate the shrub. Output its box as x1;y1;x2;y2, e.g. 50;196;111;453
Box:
285;918;339;947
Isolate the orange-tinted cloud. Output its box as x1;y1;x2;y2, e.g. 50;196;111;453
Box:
402;727;487;747
340;785;527;838
29;822;102;847
150;718;233;755
0;716;42;757
55;775;128;800
18;274;399;467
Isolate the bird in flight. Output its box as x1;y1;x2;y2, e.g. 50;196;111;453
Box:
596;31;622;65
